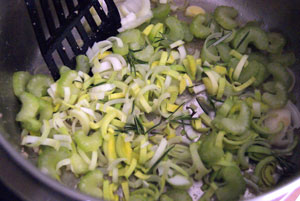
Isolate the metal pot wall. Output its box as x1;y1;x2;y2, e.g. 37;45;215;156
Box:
0;0;299;200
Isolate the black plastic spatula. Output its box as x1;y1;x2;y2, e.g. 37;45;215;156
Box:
25;0;121;80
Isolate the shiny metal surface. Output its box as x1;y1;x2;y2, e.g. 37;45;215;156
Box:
0;0;299;200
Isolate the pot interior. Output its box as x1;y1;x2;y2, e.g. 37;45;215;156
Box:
0;0;300;200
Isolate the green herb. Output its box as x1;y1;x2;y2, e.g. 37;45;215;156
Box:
211;31;233;47
126;49;149;77
236;31;250;50
87;81;107;89
147;145;175;173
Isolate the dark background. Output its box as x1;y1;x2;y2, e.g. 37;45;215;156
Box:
0;181;22;201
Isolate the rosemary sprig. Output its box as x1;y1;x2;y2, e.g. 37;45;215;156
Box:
87;81;107;89
131;101;135;115
134;116;145;135
145;102;185;134
210;31;233;47
153;32;173;47
117;115;146;135
236;31;250;50
126;49;148;77
147;145;175;174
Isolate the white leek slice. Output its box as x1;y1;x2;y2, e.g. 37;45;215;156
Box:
103;56;123;71
89;92;105;100
118;13;153;32
112;167;119;183
78;148;91;164
63;87;71;103
170;40;185;49
56;158;71;171
233;55;248;81
90;83;115;93
193;84;206;94
92;61;112;73
252;102;261;117
147;138;168;168
88;151;98;170
80;107;96;119
53;135;72;143
107;36;124;48
21;136;60;150
69;109;90;135
104;99;126;110
107;158;127;171
167;175;191;187
178;45;187;63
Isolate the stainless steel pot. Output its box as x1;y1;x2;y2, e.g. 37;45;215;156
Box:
0;0;300;200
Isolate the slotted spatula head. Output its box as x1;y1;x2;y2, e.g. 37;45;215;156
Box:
25;0;121;80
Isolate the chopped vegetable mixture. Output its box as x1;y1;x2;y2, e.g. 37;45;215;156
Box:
13;0;299;201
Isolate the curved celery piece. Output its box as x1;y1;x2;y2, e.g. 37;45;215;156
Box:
214;6;238;30
238;140;271;169
70;153;89;175
134;45;154;62
232;25;268;53
118;29;145;50
112;41;129;56
198;132;224;167
238;60;266;87
38;147;71;180
251;119;284;136
182;22;194;42
228;57;239;70
76;55;91;73
262;82;287;109
214;101;250;135
254;156;276;180
78;169;103;198
57;70;78;98
13;71;32;97
248;52;269;66
26;74;53;98
190;14;211;39
160;194;173;201
215;166;246;201
131;188;157;201
253;63;268;87
22;118;42;132
266;62;292;89
16;92;39;122
269;52;296;67
16;92;44;132
74;130;102;152
129;195;148;201
59;66;71;75
164;16;184;42
216;43;232;63
210;18;222;33
163;189;192;201
223;80;243;97
263;81;276;93
201;45;219;64
267;32;286;54
249;53;270;82
223;29;237;43
39;98;53;121
153;4;171;19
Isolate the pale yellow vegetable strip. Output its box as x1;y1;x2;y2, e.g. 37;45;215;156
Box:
124;158;137;178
